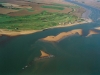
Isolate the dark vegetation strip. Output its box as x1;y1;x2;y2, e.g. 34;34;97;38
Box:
52;3;79;8
41;5;65;10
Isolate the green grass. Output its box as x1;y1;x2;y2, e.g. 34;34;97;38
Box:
0;11;79;30
41;5;65;10
27;8;34;12
52;3;79;9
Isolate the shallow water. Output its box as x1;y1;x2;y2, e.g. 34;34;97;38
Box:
0;0;100;75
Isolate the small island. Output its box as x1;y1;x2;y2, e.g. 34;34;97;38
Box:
41;29;100;42
34;50;55;61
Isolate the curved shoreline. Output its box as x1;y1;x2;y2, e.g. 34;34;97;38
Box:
0;20;91;37
0;0;92;37
0;29;42;36
65;0;92;21
81;7;91;19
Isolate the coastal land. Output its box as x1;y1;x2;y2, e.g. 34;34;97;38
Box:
0;0;92;36
0;19;91;36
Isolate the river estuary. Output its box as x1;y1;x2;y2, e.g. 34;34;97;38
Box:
0;0;100;75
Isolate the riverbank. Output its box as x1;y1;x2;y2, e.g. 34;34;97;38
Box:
0;19;92;37
0;0;92;37
44;18;92;29
1;1;99;75
0;29;41;36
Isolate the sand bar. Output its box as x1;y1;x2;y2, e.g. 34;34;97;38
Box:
41;29;100;42
41;29;83;42
40;50;50;58
0;29;41;36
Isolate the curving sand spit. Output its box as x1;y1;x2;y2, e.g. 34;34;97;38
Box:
0;29;41;37
42;29;83;42
41;29;100;42
40;50;50;58
95;27;100;30
87;29;100;37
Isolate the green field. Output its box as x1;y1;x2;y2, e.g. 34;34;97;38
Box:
0;11;79;30
52;3;79;9
41;3;79;10
41;5;65;10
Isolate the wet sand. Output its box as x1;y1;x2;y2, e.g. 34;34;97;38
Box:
0;19;92;37
87;29;100;36
40;50;50;58
0;29;41;36
41;29;100;42
95;27;100;30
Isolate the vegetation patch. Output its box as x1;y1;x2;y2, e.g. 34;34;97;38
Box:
0;3;32;10
0;11;80;30
27;8;34;12
52;3;79;9
41;5;65;10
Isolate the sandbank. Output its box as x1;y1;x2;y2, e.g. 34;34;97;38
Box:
87;29;100;37
95;27;100;30
41;29;83;42
0;29;41;37
40;50;50;58
41;29;100;42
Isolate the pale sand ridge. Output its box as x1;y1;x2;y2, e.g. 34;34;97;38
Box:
41;29;82;42
0;29;41;36
41;29;100;42
87;30;100;37
40;50;50;58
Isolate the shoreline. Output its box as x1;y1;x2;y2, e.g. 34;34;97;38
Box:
0;19;92;37
0;18;92;37
44;18;92;29
0;0;92;37
0;29;42;36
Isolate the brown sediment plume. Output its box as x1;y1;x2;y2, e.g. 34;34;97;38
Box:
40;50;50;58
41;29;82;42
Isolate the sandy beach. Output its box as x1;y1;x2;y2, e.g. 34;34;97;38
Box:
0;29;41;36
40;50;50;57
